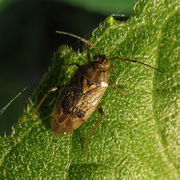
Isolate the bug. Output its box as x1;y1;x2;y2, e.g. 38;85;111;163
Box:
32;31;161;150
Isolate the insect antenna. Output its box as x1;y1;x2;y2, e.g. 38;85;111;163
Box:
108;57;162;72
56;31;101;56
56;31;161;72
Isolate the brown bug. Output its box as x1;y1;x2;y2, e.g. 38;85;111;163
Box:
33;31;161;149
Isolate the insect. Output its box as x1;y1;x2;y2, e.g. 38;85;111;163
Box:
33;31;161;150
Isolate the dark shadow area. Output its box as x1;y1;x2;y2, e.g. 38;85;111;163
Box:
112;14;130;22
0;0;106;136
0;0;131;136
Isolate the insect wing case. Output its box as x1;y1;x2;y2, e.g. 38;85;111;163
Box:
52;59;109;136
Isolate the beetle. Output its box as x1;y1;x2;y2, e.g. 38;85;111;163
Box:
32;31;161;149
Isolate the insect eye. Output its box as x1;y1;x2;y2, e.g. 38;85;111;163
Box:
100;55;106;59
94;55;106;61
94;55;99;60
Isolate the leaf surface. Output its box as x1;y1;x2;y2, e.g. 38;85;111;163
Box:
0;0;178;179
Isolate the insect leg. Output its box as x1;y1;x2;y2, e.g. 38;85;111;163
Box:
109;83;128;94
105;65;117;72
83;104;104;152
24;87;58;122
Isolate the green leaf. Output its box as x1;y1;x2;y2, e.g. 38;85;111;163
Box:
0;0;178;178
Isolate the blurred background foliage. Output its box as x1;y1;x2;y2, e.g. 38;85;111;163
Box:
0;0;136;136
